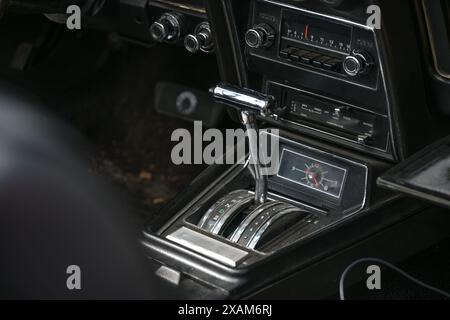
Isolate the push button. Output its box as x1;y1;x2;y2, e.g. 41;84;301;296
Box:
322;58;342;72
311;55;331;68
279;47;297;59
300;52;321;65
289;49;309;62
280;48;343;73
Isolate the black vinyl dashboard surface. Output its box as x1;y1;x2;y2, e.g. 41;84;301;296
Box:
378;135;450;209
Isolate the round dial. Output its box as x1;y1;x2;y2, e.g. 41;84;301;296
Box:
245;24;275;49
184;22;214;53
150;13;182;43
343;50;374;76
303;163;339;192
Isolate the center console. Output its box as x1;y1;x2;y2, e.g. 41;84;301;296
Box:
141;0;387;270
157;129;368;268
140;0;443;299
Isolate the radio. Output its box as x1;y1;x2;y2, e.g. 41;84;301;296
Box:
245;0;393;160
245;0;380;88
277;10;375;78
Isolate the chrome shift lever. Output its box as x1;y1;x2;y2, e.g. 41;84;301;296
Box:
210;84;274;117
241;111;268;204
210;84;276;204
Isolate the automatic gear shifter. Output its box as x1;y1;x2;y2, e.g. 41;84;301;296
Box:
210;84;275;204
195;84;313;251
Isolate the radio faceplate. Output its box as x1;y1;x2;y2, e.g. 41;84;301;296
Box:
246;0;380;88
245;0;394;160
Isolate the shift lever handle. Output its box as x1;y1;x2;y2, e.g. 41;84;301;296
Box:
209;83;275;116
210;83;275;204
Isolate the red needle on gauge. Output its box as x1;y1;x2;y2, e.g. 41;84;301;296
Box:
304;24;310;40
313;177;319;186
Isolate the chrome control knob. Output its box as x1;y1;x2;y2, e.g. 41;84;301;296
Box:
343;50;373;77
245;24;275;49
184;22;214;54
150;13;182;43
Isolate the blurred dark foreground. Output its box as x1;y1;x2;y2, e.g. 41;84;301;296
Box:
0;85;165;299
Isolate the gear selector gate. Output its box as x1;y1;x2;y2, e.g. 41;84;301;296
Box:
144;84;368;268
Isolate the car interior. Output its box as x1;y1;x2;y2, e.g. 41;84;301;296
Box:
1;0;450;300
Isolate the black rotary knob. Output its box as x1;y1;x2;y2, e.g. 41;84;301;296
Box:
245;24;275;49
343;50;373;77
150;13;182;43
184;22;214;53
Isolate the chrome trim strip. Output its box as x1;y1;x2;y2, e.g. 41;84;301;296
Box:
166;227;248;267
